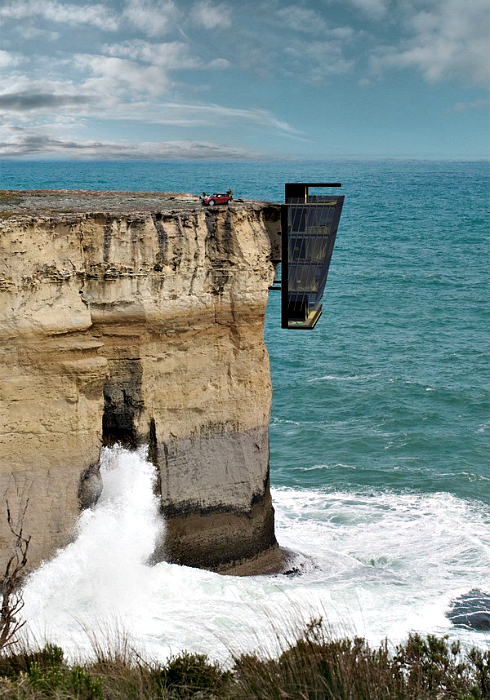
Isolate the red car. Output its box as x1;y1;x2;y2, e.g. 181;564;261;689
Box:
201;193;232;206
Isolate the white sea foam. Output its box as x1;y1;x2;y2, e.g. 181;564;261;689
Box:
21;447;490;664
297;463;357;472
273;487;490;647
306;373;380;383
270;417;301;426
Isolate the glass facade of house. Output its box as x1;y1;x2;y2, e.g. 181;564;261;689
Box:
281;184;344;329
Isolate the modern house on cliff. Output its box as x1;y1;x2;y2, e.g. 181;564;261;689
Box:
275;183;344;329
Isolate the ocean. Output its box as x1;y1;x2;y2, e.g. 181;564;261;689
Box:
1;159;489;660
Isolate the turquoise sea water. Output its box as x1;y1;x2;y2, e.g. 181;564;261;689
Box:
2;159;489;651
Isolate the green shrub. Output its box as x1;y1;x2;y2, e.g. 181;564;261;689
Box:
69;667;104;699
0;642;64;679
151;651;230;698
26;657;103;698
467;648;490;700
0;643;103;699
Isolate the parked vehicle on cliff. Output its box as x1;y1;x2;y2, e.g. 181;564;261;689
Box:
201;191;233;206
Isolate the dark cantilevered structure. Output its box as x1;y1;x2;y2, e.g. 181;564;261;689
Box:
280;183;344;329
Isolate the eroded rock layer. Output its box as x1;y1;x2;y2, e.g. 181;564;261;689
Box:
0;192;282;573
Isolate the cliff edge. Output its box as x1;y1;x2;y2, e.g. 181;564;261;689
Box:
0;190;282;575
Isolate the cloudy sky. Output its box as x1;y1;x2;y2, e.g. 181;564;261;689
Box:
0;0;488;159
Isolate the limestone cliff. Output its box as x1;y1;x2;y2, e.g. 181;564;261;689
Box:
0;191;282;575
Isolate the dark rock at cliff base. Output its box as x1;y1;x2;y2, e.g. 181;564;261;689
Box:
447;589;490;631
277;549;315;578
78;463;103;509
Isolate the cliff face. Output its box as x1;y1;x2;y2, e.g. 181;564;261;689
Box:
0;192;282;574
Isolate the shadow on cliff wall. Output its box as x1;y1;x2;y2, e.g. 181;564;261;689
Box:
102;358;144;449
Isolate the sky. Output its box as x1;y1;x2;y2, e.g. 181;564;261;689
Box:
0;0;489;160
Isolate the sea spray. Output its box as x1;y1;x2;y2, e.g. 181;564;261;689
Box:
21;446;163;657
20;447;490;665
20;447;305;663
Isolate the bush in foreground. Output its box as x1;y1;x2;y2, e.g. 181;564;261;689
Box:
0;624;488;699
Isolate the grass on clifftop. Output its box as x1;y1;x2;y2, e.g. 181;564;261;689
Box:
0;621;488;699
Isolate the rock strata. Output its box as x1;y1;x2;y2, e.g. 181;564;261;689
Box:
0;191;282;574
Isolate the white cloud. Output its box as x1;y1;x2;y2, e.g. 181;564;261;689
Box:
0;74;82;96
0;0;119;31
102;40;231;71
14;26;60;41
191;1;231;30
0;50;22;69
329;26;355;40
344;0;390;18
102;40;202;69
276;6;329;34
147;103;302;132
324;0;389;19
449;98;489;113
90;101;303;133
123;0;179;37
209;58;230;69
370;0;489;86
232;6;356;83
285;40;354;81
75;54;172;95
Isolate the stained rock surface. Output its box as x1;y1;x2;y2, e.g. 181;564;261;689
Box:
0;190;282;574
